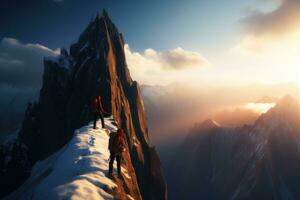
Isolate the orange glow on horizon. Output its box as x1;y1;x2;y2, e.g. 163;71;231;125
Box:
245;102;275;114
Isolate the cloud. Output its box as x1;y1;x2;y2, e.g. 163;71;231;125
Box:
125;44;209;85
213;108;260;127
241;0;300;37
235;0;300;54
142;82;300;145
244;102;275;113
0;38;59;88
0;37;59;136
156;47;208;70
126;45;208;71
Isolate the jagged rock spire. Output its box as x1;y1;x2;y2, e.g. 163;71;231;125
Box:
101;9;110;20
18;10;167;200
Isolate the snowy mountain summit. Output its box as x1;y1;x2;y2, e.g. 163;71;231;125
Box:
5;117;139;200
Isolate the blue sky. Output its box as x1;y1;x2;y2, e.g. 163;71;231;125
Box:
0;0;274;53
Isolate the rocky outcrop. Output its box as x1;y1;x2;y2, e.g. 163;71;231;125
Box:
2;10;166;200
168;96;300;200
0;138;30;197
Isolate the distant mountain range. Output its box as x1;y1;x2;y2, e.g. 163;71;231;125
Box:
168;95;300;200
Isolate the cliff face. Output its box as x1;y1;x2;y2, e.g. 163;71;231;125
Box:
168;96;300;200
17;10;166;200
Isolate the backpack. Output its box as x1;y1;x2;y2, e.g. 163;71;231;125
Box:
91;96;101;112
109;130;125;155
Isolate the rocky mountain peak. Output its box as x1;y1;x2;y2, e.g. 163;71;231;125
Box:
1;10;167;200
258;95;300;127
275;94;299;109
185;119;221;141
74;10;124;51
68;10;131;87
192;119;220;133
98;9;112;23
199;119;220;129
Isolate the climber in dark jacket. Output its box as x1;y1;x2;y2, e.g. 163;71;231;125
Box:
108;128;125;177
91;95;105;129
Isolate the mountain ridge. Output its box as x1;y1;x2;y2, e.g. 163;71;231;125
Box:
0;10;167;200
5;117;142;200
168;95;300;200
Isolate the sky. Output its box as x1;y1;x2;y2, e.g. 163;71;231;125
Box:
1;0;261;51
1;0;300;137
1;0;299;86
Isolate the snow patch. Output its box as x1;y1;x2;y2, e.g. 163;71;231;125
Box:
5;117;121;200
45;52;74;70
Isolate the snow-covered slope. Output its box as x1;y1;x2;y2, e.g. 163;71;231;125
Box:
5;117;135;200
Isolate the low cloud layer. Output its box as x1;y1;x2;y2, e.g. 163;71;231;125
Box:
0;38;59;137
142;82;300;146
125;44;209;84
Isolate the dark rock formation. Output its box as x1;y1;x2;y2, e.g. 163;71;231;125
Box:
168;96;300;200
0;139;30;197
1;10;166;200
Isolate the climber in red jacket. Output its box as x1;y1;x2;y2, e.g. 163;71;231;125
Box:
91;95;105;129
108;128;125;177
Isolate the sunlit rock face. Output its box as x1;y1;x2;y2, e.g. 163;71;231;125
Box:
168;95;300;200
1;10;166;200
